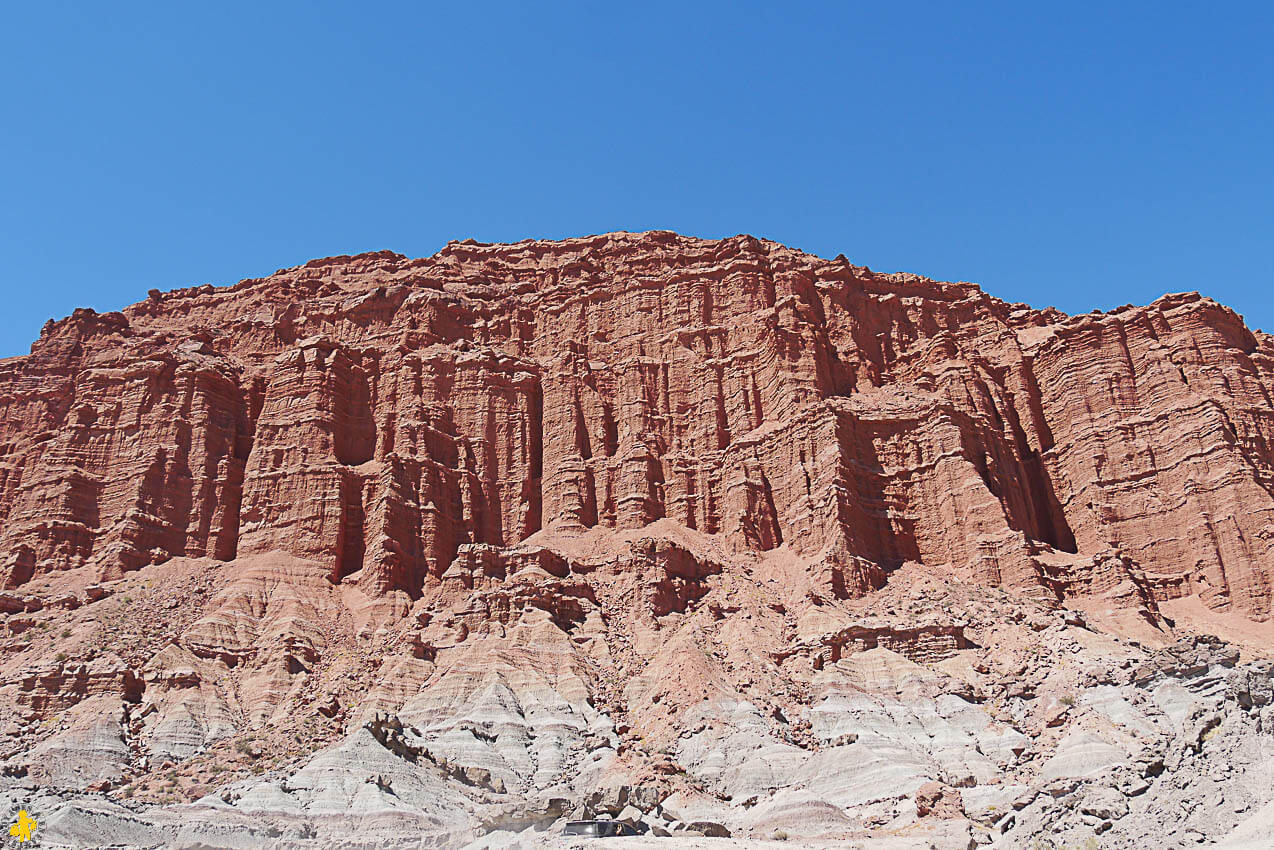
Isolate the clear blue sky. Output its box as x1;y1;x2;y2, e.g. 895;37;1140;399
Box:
2;2;1271;357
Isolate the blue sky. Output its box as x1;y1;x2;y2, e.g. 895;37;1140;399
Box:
2;2;1271;357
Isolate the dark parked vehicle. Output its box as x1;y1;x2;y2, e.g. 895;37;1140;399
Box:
561;819;639;837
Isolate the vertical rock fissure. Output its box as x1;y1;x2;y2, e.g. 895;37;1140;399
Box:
525;375;544;541
335;472;366;582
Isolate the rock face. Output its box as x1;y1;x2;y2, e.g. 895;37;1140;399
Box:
1;231;1273;849
3;233;1272;614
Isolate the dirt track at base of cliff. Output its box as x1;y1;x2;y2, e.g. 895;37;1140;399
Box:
1;231;1273;849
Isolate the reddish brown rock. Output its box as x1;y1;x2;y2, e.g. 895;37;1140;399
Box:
0;232;1268;622
0;234;1272;850
914;780;965;819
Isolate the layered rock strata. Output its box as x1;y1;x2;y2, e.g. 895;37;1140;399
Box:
1;232;1273;849
3;234;1271;615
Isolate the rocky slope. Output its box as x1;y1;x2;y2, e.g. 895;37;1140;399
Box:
1;231;1273;849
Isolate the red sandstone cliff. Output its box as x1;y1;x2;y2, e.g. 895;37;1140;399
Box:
3;232;1269;619
2;233;1274;848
